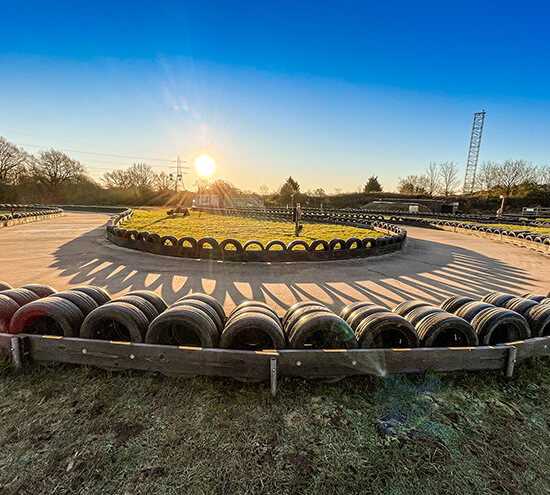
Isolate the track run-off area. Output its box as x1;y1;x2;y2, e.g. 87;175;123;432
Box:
1;211;548;313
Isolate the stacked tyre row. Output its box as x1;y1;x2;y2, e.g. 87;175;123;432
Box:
0;204;63;222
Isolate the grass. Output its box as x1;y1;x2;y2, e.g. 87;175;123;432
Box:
0;358;549;494
121;209;382;245
449;220;550;236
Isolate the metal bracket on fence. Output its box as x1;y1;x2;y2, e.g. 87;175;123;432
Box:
505;346;517;378
10;336;22;367
270;357;278;396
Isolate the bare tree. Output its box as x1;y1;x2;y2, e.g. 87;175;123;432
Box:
496;159;535;195
476;161;500;191
438;161;459;196
259;184;269;197
194;178;211;193
0;137;31;184
425;162;441;196
32;149;86;190
539;165;550;186
154;171;173;192
398;174;430;195
312;188;326;197
102;169;131;189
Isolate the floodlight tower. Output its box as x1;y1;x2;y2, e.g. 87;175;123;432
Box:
462;110;486;195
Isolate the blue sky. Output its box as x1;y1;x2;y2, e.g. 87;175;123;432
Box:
1;1;549;192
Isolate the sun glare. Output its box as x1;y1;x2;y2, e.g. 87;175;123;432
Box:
195;155;216;177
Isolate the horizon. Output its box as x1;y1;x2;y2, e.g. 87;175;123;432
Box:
1;1;549;193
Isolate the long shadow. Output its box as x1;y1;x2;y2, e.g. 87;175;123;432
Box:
48;225;538;313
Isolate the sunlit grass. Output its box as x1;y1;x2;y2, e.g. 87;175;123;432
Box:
121;209;382;244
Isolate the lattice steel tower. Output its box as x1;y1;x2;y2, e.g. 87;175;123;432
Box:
462;110;486;194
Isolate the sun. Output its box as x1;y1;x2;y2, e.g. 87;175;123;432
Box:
194;155;216;177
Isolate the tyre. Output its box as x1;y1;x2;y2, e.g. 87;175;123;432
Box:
521;293;547;303
0;281;13;291
524;304;550;337
227;306;281;327
415;312;478;347
288;312;358;349
440;295;476;313
347;305;389;330
503;297;539;315
470;307;531;345
80;302;149;342
228;301;278;320
0;294;20;332
176;293;226;325
284;304;333;339
481;292;515;307
107;295;159;322
355;312;419;348
9;296;84;337
283;301;326;326
69;286;111;306
339;301;374;321
540;298;550;306
455;301;494;322
145;306;219;347
393;300;431;317
19;283;57;298
1;288;40;307
53;290;99;316
219;313;286;350
405;306;446;327
126;290;168;313
171;300;224;334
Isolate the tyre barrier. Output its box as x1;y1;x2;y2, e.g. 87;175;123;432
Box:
0;204;63;228
1;282;550;393
105;208;407;262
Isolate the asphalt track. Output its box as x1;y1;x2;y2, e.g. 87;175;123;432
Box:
1;212;548;314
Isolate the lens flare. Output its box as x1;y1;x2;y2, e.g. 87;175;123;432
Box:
195;155;216;177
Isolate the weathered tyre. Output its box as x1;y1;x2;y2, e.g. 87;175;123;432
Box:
0;281;13;291
80;302;149;342
440;296;476;313
0;294;20;332
355;312;419;348
339;301;374;321
53;290;99;317
470;307;531;345
1;288;40;307
524;304;550;337
145;306;219;347
284;301;327;326
228;301;278;320
393;300;431;317
521;293;547;303
69;286;111;306
227;306;281;327
503;297;539;315
288;312;357;349
171;300;224;334
19;283;57;298
107;295;159;323
347;305;389;330
416;312;478;347
176;293;226;325
481;292;516;307
284;304;333;339
219;313;286;350
9;297;84;337
455;301;494;322
126;290;168;313
405;306;446;327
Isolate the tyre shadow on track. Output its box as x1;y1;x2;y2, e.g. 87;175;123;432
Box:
48;226;536;313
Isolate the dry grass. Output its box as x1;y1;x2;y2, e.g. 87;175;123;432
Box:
121;210;382;245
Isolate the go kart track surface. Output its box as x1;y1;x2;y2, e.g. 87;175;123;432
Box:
1;211;548;314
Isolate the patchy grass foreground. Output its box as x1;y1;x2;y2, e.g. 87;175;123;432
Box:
121;209;382;245
0;359;549;495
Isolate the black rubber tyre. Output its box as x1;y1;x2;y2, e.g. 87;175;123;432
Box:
481;292;516;307
69;286;111;306
228;301;278;320
470;307;531;345
177;293;226;325
145;306;219;347
19;283;57;298
524;304;550;337
503;297;539;315
1;288;40;307
53;290;99;317
283;301;327;326
107;295;159;323
440;295;476;313
284;304;333;339
126;290;168;313
355;311;419;348
521;293;547;303
455;301;494;322
393;300;431;317
0;294;20;332
288;312;358;349
347;305;389;330
540;298;550;306
415;312;478;347
227;306;281;327
80;302;149;342
171;300;224;334
219;313;286;350
339;301;374;321
405;306;446;327
9;296;84;337
0;281;13;291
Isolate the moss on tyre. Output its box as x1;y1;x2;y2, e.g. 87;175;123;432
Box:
80;302;149;342
288;312;357;349
19;283;57;298
69;286;111;306
9;297;84;336
0;294;20;332
219;313;286;350
53;290;99;316
127;290;168;313
440;295;476;313
470;307;530;345
146;306;219;347
415;313;478;347
355;312;419;348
